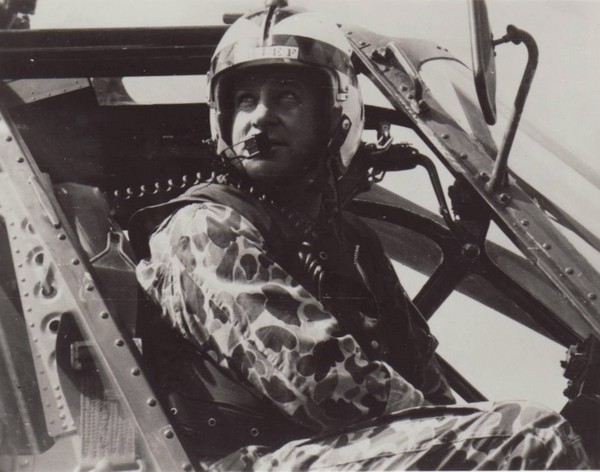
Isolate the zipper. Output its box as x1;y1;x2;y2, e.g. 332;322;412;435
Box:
353;244;371;291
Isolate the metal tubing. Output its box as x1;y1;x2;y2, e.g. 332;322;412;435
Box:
435;354;487;402
0;26;226;78
486;25;539;193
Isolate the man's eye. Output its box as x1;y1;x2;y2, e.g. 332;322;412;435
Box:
236;94;256;109
278;91;300;105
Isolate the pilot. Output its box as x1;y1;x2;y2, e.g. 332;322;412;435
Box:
130;2;590;470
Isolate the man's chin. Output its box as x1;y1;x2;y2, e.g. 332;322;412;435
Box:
241;164;299;185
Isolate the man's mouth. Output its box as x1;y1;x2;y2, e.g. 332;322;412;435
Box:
238;133;286;159
267;134;288;146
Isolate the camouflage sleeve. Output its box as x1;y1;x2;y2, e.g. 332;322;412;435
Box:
136;202;427;432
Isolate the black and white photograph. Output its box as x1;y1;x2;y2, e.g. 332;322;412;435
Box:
0;0;598;470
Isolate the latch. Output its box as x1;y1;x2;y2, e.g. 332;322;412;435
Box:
370;42;428;114
562;335;600;400
560;335;600;465
376;120;393;151
70;341;95;372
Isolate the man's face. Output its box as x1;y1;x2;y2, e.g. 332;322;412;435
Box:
228;66;328;183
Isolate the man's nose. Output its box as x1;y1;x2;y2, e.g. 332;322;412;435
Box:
250;102;275;129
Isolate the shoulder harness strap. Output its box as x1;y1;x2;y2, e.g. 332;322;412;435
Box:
128;183;282;260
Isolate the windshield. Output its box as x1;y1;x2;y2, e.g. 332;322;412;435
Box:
420;57;600;274
492;103;600;273
421;59;497;157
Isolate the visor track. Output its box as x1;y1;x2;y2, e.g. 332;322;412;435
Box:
262;5;276;46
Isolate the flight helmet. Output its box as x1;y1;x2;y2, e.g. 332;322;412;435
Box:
208;0;364;175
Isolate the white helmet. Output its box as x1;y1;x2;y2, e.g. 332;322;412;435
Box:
208;1;364;175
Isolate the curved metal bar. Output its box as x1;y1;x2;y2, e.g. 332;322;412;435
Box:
349;194;580;345
347;197;458;252
486;25;539;192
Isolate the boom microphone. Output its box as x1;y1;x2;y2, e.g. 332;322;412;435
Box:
220;132;272;161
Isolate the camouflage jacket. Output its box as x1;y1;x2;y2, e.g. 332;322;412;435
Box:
133;182;453;436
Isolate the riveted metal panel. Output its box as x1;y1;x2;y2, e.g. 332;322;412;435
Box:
3;78;90;106
0;85;194;471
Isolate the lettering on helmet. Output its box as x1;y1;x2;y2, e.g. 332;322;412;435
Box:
234;46;300;64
